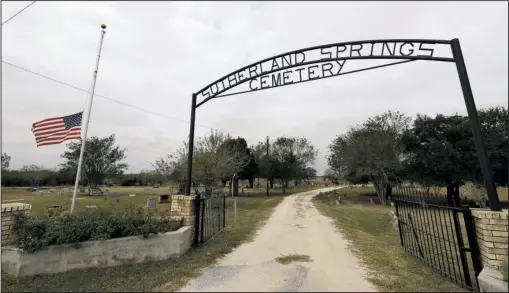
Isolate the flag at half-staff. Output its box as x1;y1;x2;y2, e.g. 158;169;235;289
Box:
31;112;83;147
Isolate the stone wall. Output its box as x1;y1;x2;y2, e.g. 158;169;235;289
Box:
2;203;32;247
2;226;193;277
471;209;508;271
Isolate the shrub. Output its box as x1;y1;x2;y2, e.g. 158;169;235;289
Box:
12;207;183;253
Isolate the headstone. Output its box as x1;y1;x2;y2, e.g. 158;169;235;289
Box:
63;188;70;193
147;198;157;209
85;205;97;209
89;187;104;196
47;205;62;211
335;199;340;206
49;188;57;193
144;186;153;190
129;194;136;197
159;194;169;203
370;198;375;204
111;193;120;199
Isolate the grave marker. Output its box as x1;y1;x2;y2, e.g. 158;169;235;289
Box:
147;198;157;209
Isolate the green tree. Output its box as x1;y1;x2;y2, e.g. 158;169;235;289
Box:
328;111;410;204
61;134;128;187
219;137;259;188
252;141;277;188
270;136;317;194
401;106;508;195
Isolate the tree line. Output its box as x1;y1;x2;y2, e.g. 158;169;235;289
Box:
326;106;508;204
153;130;317;194
1;133;319;195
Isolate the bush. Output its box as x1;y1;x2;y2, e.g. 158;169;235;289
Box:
12;206;183;253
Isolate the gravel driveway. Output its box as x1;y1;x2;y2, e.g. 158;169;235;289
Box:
179;187;377;292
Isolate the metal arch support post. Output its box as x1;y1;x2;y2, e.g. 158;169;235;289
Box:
185;94;197;196
450;38;501;211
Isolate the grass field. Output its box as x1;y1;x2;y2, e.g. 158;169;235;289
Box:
313;187;466;292
0;185;316;215
1;186;318;292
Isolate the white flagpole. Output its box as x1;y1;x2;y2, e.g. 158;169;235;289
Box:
70;24;107;214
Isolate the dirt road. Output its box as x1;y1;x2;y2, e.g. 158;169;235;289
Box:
179;187;376;292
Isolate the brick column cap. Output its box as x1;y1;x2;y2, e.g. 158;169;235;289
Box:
171;195;196;201
2;203;32;212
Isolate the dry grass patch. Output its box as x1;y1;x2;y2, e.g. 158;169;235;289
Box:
312;188;465;292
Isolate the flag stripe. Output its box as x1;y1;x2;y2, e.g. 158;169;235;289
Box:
37;135;82;147
33;117;62;127
33;125;66;135
33;120;65;129
36;127;81;142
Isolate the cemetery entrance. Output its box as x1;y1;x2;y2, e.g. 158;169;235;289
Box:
184;38;501;213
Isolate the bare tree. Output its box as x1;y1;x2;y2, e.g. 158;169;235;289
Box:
154;130;245;194
1;153;11;170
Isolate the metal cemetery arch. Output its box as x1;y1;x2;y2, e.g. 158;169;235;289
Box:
185;38;501;211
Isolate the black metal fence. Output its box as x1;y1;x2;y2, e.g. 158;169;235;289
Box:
194;187;226;245
394;199;483;291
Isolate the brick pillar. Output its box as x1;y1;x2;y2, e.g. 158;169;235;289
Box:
471;209;508;271
2;203;32;247
170;195;196;227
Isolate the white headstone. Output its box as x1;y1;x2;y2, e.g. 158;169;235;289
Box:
63;188;70;192
129;194;136;197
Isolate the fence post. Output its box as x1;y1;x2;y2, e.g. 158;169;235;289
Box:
223;193;226;228
394;201;404;246
451;207;473;289
194;193;201;245
462;206;483;287
200;195;205;243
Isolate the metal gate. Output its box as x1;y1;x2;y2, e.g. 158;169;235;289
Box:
394;199;483;291
194;190;226;245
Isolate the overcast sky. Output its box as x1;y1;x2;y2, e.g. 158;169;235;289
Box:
1;1;507;175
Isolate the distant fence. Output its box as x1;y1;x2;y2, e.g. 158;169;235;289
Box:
391;185;509;209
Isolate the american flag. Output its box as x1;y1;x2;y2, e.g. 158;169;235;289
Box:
31;112;83;147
